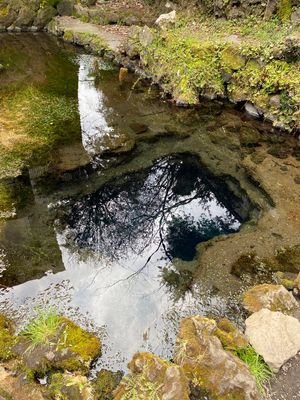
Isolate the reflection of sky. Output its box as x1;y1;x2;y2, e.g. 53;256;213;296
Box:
78;55;113;155
1;229;237;371
0;192;240;371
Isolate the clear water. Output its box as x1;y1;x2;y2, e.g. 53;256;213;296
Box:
0;33;262;371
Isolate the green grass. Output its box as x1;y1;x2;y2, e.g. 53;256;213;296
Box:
21;308;61;349
233;346;273;393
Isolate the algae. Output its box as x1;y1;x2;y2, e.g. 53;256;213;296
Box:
0;314;16;361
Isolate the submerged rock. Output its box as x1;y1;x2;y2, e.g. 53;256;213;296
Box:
14;317;101;376
243;284;299;314
173;316;260;400
113;352;190;400
245;308;300;372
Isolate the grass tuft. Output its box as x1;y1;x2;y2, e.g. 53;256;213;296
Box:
21;307;61;349
233;346;273;393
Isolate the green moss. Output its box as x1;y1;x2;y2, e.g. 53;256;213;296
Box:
0;5;9;17
48;372;93;400
278;0;292;22
93;369;123;400
0;84;80;179
0;314;17;361
215;318;248;350
0;387;13;400
142;32;225;104
221;46;246;71
57;318;101;363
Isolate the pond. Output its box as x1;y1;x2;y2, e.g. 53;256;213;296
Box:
0;33;271;371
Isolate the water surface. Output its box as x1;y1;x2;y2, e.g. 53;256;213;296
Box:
0;33;270;371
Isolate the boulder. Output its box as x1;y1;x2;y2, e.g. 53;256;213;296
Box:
155;10;176;30
14;5;37;28
275;271;298;290
174;316;260;400
113;352;190;400
221;45;246;70
243;284;299;314
245;308;300;372
139;25;155;48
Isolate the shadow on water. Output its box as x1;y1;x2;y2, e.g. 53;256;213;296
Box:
0;33;277;371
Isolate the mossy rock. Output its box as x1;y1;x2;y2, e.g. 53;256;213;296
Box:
56;317;101;366
278;0;292;21
174;316;260;400
243;283;299;314
114;352;190;400
48;372;93;400
221;46;246;71
14;316;101;376
92;369;123;400
275;271;297;290
215;318;248;350
0;314;17;361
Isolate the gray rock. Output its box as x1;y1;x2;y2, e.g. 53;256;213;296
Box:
35;6;57;29
57;0;74;16
245;102;262;118
269;95;281;109
291;9;300;25
155;10;176;30
15;6;36;28
139;26;154;48
245;308;300;372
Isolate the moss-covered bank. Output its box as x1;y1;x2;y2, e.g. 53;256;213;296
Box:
126;16;300;131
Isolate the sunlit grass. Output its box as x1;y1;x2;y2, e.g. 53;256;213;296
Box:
21;307;61;349
234;346;273;393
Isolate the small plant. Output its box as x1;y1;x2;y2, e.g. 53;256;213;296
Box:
21;307;61;349
233;346;273;393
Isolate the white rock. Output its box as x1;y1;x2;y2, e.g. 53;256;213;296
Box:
245;308;300;372
155;10;176;30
